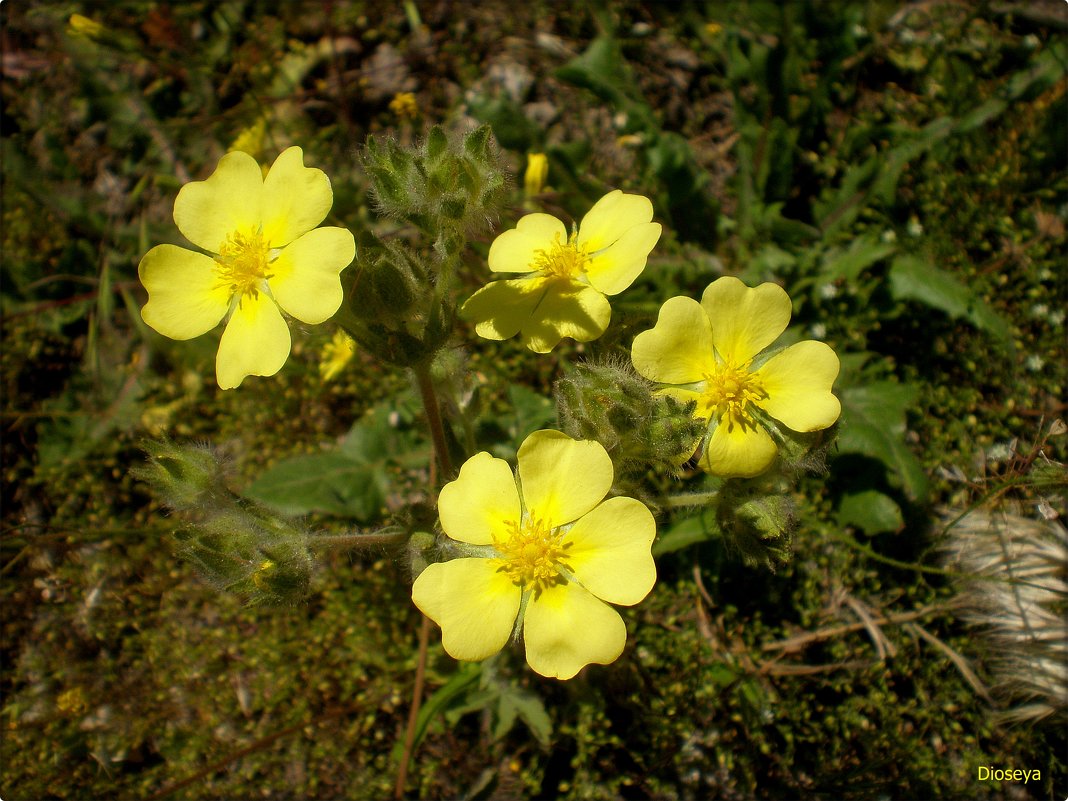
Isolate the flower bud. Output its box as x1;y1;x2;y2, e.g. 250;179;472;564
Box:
715;477;796;569
555;360;704;483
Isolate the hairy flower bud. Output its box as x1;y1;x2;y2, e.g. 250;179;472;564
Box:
555;360;704;485
135;440;313;605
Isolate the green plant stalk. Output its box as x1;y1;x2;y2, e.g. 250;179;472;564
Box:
413;362;455;478
308;530;409;550
395;362;456;797
664;490;721;509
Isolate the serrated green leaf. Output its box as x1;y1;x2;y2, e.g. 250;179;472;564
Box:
509;689;552;747
837;489;904;534
245;399;425;520
837;381;929;502
491;694;519;742
242;452;387;519
889;255;1011;345
818;235;896;283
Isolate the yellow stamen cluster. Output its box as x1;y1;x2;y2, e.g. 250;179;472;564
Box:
700;362;767;428
214;229;271;300
494;516;570;591
532;232;590;280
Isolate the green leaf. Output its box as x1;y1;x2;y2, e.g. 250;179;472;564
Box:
508;688;552;747
393;662;482;766
818;234;896;283
653;514;720;556
837;489;904;534
244;399;426;520
507;384;556;448
889;255;1011;345
837;381;928;502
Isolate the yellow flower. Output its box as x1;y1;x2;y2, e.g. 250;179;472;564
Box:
412;429;657;680
68;14;105;39
228;119;267;158
389;91;419;120
319;329;357;381
523;153;549;197
461;191;662;352
631;277;841;478
138;147;355;389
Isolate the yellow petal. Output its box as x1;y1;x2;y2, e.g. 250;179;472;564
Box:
576;190;654;253
523;581;626;679
412;558;520;662
138;245;231;339
488;213;567;273
700;417;777;478
215;291;290;390
755;340;841;431
268;227;355;324
562;496;656;606
631;296;715;384
461;277;550;341
700;277;791;365
261;146;333;247
438;452;521;546
173;151;263;253
518;280;611;353
517;430;612;528
585;222;662;295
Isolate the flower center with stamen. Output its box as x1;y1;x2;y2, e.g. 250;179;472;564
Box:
493;515;570;591
532;232;590;280
214;229;272;299
700;362;767;427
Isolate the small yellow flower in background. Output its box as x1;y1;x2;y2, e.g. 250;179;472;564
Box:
412;429;656;680
56;687;88;716
461;191;662;352
228;119;267;159
138;147;355;389
631;276;840;478
389;91;419;121
523;153;549;197
704;22;724;36
68;14;106;39
319;329;357;381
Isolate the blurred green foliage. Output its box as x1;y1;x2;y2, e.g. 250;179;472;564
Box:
2;1;1065;800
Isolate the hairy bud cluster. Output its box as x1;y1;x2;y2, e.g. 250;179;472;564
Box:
362;125;507;258
555;361;705;485
343;126;507;367
133;440;312;605
715;476;796;570
341;237;453;367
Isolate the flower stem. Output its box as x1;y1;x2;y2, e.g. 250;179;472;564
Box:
413;362;454;478
395;363;454;797
663;490;721;509
307;528;408;550
394;614;431;799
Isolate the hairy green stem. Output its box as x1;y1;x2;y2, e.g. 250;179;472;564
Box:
664;490;721;509
413;362;455;478
308;529;408;550
396;363;454;797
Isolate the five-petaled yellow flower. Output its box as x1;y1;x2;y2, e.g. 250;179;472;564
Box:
461;191;662;353
631;277;841;478
412;429;657;680
138;147;355;389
